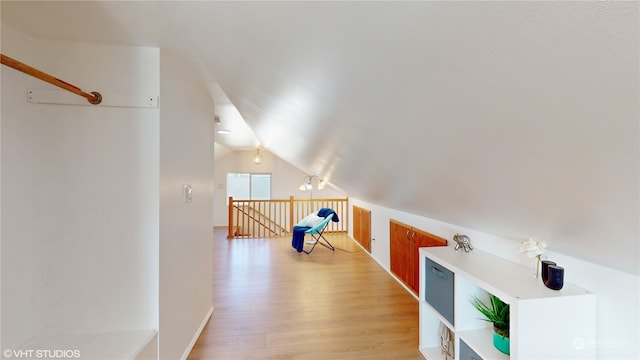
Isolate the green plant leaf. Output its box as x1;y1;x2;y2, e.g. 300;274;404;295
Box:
471;294;510;338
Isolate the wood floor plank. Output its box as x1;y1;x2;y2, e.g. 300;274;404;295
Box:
188;230;424;359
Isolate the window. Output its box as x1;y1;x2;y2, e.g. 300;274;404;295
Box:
227;172;271;200
250;174;271;200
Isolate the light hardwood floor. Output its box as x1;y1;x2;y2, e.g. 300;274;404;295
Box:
188;230;425;359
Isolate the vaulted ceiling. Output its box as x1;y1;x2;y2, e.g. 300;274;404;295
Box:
2;1;638;275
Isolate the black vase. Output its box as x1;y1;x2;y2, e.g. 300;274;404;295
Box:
541;260;556;283
544;265;564;290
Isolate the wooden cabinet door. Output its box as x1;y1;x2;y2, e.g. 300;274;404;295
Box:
389;220;402;278
411;229;448;293
354;206;361;245
390;220;411;287
353;205;371;252
391;220;448;294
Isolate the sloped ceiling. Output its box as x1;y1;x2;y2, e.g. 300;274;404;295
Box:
2;1;638;275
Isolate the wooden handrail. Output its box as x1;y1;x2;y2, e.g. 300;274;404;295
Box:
228;196;348;238
289;195;294;233
1;53;102;105
228;196;234;239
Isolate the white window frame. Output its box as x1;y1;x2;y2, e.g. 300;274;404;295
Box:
227;172;272;201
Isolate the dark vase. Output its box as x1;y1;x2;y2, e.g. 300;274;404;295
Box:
544;265;564;290
541;260;556;282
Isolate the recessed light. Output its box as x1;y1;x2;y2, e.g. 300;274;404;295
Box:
217;129;231;135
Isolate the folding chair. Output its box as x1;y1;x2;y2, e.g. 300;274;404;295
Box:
291;208;340;254
302;215;335;254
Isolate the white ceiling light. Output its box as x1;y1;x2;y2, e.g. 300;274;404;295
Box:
299;175;325;191
254;149;263;164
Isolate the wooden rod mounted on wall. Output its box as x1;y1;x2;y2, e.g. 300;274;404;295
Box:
1;53;102;105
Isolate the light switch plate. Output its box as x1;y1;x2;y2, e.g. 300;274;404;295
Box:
182;185;193;204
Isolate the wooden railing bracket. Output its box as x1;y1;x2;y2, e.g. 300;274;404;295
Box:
89;91;102;105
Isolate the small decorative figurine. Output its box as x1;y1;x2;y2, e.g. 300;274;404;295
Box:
453;234;473;252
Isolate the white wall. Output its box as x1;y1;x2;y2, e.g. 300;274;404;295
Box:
1;24;160;351
1;22;35;349
213;149;346;227
350;197;640;359
158;48;214;360
30;39;160;336
2;24;217;360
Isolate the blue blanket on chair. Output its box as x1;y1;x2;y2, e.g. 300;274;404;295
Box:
318;208;339;222
292;225;311;252
291;208;339;252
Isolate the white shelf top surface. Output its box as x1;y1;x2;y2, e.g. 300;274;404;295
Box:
420;247;593;303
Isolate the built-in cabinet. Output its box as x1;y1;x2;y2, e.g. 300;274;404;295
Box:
390;220;447;294
353;205;372;252
419;246;596;360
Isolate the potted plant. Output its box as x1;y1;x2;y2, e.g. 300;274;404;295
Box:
471;294;510;355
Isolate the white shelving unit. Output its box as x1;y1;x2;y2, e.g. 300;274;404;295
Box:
419;247;596;360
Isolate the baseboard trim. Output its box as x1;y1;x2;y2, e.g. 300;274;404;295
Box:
181;306;214;360
359;239;420;301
